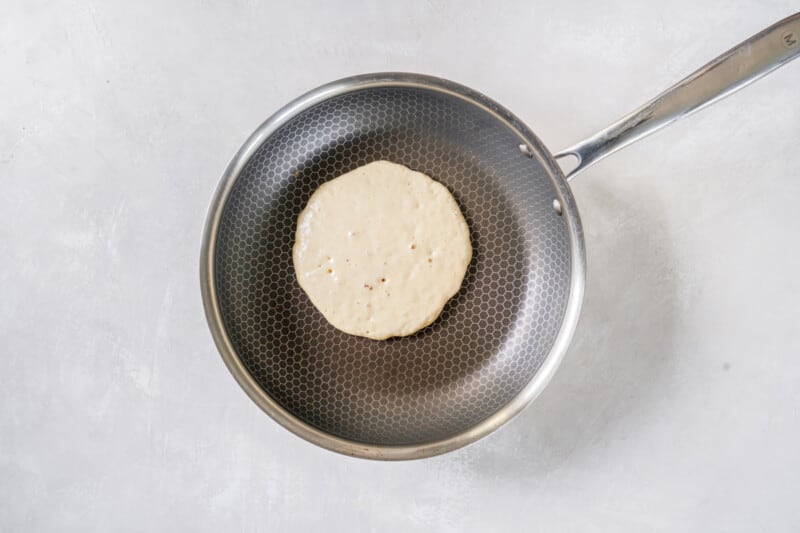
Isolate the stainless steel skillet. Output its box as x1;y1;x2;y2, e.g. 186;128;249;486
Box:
201;14;800;459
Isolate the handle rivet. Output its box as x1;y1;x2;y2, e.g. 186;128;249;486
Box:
518;144;534;158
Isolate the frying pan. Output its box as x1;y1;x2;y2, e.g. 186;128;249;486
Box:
201;13;800;459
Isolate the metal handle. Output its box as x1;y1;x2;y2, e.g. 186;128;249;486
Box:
555;12;800;180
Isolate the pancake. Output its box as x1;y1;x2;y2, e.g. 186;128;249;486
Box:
292;161;472;340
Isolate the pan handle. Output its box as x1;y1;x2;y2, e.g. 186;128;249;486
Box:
554;12;800;181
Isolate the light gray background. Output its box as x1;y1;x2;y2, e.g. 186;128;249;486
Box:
2;1;799;531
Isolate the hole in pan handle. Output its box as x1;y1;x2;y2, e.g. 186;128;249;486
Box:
554;12;800;181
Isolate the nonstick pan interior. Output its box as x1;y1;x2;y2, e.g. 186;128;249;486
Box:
211;82;576;447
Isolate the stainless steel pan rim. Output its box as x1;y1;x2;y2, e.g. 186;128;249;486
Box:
200;72;586;460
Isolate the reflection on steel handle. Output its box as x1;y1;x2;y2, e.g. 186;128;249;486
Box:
556;12;800;181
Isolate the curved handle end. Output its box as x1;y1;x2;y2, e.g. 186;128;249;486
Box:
553;12;800;182
553;148;588;181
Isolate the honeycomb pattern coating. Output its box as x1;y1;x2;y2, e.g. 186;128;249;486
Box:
215;87;572;446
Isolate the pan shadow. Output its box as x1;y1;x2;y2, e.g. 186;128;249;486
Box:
458;174;680;475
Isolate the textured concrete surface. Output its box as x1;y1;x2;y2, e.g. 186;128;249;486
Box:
2;1;799;531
